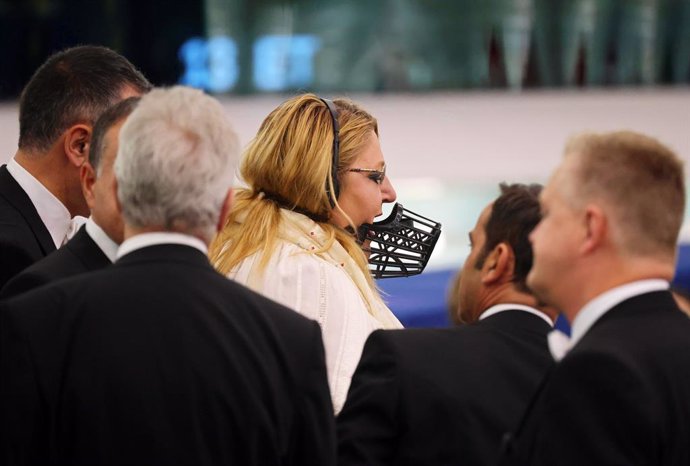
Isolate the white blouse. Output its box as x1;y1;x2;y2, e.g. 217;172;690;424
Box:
228;239;401;413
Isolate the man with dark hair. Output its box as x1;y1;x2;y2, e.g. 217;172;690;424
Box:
499;131;690;465
0;45;151;290
1;97;140;299
337;183;557;466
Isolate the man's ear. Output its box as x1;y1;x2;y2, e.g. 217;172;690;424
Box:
63;124;92;167
216;188;234;233
112;176;123;217
581;205;607;255
80;162;97;210
481;243;513;285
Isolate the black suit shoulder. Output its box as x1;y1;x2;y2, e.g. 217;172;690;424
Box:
0;226;110;299
338;310;552;466
501;291;690;466
0;165;55;290
0;245;335;465
0;220;43;292
375;310;550;363
5;247;329;386
359;312;551;402
574;291;690;362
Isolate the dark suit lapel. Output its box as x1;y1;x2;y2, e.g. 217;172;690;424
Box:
64;226;111;270
500;290;677;464
0;165;56;255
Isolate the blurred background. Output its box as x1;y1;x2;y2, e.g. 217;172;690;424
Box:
3;0;690;94
1;0;689;325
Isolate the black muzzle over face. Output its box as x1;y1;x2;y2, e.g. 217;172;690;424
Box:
357;203;442;279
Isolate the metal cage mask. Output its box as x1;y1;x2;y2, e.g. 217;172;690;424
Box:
357;203;442;279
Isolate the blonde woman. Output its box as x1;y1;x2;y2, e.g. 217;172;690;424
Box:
210;94;402;412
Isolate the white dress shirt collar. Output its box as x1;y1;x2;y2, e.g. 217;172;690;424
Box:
569;279;669;348
6;158;71;248
479;303;553;326
117;232;208;261
84;217;119;263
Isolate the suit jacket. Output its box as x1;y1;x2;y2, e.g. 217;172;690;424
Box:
0;244;336;466
0;164;56;290
499;291;690;466
336;310;553;466
0;225;110;299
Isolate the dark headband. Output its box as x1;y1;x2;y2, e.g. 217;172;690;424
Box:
320;98;340;205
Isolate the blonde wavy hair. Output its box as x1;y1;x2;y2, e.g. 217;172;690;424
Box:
209;93;380;291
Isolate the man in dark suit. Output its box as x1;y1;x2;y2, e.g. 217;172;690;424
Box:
0;86;335;465
0;45;151;289
1;97;140;299
499;131;690;465
337;183;557;466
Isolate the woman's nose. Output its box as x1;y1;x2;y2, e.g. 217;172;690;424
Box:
381;175;397;203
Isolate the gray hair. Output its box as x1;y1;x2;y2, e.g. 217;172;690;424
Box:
115;86;239;242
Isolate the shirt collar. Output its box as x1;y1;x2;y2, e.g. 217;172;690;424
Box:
84;217;119;263
570;279;669;347
116;232;208;261
479;303;553;326
6;158;71;248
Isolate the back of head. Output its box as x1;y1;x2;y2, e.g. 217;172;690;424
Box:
19;45;152;153
115;86;240;242
211;93;378;275
89;97;141;174
479;183;543;293
563;131;685;260
457;183;544;324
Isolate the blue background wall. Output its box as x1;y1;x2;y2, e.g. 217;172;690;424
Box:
380;243;690;334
